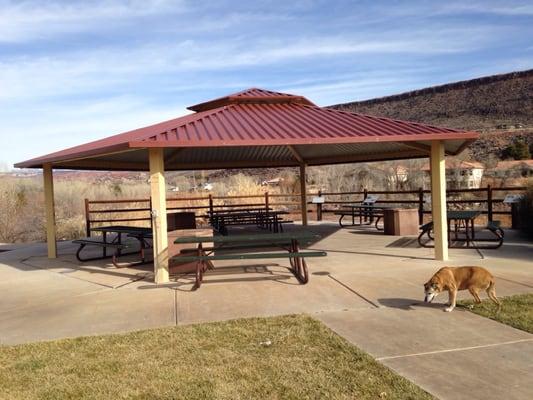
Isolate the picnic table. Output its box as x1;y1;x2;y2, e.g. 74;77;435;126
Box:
418;210;504;249
171;231;327;289
335;204;395;229
73;225;153;267
207;208;291;235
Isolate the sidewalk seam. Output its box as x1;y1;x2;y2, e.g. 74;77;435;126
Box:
376;338;533;361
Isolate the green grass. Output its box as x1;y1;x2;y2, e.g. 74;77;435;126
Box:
0;315;432;400
459;293;533;334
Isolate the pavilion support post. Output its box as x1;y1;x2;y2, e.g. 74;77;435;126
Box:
43;164;57;259
149;148;169;284
299;164;308;226
430;141;448;261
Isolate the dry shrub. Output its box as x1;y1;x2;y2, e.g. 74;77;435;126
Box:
0;176;151;243
0;179;42;242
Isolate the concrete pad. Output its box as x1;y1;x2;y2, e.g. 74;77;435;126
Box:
0;287;176;345
382;340;533;400
317;307;532;359
0;271;105;314
174;266;373;325
20;255;152;288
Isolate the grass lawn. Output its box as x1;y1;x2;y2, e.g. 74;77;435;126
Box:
459;293;533;334
0;314;432;400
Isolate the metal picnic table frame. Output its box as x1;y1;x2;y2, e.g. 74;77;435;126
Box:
73;225;153;267
171;231;327;290
418;210;504;249
207;208;290;235
336;204;395;229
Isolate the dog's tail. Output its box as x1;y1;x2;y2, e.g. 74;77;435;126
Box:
487;279;502;311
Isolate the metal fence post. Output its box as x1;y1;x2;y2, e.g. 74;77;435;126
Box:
317;190;322;221
84;198;91;237
265;191;269;212
511;203;519;229
208;194;214;215
487;185;493;222
363;188;368;202
418;188;424;225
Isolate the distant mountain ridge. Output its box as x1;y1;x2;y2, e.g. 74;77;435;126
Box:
330;69;533;132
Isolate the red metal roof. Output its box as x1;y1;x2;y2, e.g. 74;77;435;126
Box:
15;88;479;170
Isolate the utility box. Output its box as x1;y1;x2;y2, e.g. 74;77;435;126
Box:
383;208;419;236
167;212;196;231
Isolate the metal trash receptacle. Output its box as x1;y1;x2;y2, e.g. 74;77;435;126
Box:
167;212;196;231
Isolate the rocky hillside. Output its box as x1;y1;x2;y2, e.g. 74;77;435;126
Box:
330;69;533;132
330;70;533;162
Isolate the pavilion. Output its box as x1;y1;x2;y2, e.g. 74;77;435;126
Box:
15;88;479;283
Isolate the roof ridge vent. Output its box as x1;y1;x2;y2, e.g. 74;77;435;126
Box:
187;87;315;112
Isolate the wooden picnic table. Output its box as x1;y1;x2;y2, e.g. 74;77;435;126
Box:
171;231;327;289
73;225;152;267
336;204;395;229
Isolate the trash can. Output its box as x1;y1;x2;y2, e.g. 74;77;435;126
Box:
167;212;196;231
383;208;419;236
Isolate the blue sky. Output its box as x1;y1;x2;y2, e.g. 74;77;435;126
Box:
1;0;532;169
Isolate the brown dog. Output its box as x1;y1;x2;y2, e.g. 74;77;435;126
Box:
424;266;501;312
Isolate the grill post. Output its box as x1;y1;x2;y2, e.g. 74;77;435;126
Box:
84;198;91;237
317;190;323;221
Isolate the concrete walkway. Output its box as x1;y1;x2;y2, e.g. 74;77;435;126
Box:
1;223;532;399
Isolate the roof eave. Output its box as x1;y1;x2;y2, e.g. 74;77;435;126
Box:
127;131;480;149
14;143;132;169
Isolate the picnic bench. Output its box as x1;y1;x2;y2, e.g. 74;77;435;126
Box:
73;225;153;267
206;208;292;235
335;204;393;229
171;231;327;290
418;211;504;249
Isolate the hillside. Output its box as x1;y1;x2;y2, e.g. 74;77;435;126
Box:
329;69;533;132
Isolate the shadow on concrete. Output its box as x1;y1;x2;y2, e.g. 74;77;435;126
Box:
137;263;299;292
378;297;447;311
310;248;433;260
385;237;421;248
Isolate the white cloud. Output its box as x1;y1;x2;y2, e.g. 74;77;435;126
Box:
0;0;186;42
0;26;492;103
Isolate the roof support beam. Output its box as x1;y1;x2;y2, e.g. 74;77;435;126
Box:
164;148;186;165
287;145;304;164
400;141;432;154
43;164;57;258
304;150;427;166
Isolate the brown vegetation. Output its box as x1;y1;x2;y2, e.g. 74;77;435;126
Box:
330;69;533;131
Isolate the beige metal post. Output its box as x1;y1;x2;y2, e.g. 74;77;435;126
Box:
149;148;169;283
43;163;57;258
430;141;448;260
300;164;308;226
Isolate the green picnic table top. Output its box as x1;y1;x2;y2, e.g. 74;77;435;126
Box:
447;210;482;220
173;231;320;244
